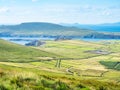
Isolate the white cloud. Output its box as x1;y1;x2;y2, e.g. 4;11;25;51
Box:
101;11;110;16
32;0;38;2
0;7;9;13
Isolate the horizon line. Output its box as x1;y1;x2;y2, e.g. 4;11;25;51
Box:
0;21;120;25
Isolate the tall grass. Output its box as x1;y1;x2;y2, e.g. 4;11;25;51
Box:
0;64;120;90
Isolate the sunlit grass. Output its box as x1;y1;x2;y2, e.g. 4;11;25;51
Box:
0;39;120;89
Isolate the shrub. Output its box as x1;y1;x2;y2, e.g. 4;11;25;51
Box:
55;80;70;90
97;86;108;90
30;86;45;90
0;84;8;90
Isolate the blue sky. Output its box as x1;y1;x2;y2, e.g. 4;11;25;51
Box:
0;0;120;24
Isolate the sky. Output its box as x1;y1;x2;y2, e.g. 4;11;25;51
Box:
0;0;120;24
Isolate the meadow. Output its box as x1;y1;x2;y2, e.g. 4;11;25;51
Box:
0;39;120;90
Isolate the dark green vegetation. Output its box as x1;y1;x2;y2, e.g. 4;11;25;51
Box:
0;39;120;90
1;22;120;39
100;61;120;71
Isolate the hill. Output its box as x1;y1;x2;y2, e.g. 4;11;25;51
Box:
1;22;120;39
0;39;60;62
0;22;94;36
0;40;120;90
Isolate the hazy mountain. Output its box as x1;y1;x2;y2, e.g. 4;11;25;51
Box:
60;22;120;32
1;22;120;39
99;22;120;26
0;22;95;36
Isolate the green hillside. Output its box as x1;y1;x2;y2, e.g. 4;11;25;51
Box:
0;39;60;62
0;40;120;90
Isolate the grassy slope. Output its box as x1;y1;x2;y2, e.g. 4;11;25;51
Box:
36;40;104;58
1;64;120;90
0;40;120;90
0;39;61;62
34;40;120;81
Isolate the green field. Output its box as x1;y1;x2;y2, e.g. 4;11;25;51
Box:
0;39;120;90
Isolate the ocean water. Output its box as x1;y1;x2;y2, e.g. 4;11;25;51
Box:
90;26;120;32
78;25;120;32
1;37;120;45
0;37;54;45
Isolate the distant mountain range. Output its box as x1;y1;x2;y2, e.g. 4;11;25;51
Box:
99;22;120;26
0;22;95;36
60;22;120;32
0;22;120;39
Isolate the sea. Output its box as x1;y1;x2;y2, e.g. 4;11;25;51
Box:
0;37;120;45
0;37;54;45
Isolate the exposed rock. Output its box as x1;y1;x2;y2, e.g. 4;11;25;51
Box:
25;40;46;46
54;36;72;41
